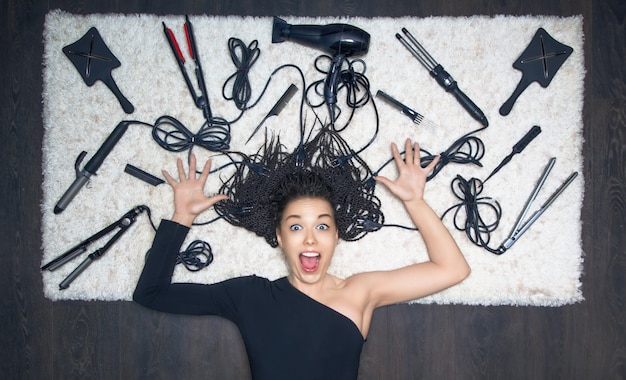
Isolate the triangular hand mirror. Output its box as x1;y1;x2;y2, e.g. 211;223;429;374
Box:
62;27;135;114
499;28;573;116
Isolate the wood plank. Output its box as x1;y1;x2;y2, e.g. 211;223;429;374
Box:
51;302;120;378
0;0;52;378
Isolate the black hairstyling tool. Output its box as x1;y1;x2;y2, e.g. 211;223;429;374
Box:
496;158;578;254
499;28;573;116
163;15;213;121
41;206;147;290
483;125;542;183
246;83;298;144
54;121;130;214
63;27;134;113
376;90;438;129
124;164;165;186
396;28;488;127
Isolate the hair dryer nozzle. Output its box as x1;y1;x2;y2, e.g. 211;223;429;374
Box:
271;16;370;57
272;17;289;43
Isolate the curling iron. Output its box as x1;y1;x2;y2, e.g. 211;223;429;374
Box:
54;121;130;214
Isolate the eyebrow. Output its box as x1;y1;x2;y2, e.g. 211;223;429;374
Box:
284;213;334;221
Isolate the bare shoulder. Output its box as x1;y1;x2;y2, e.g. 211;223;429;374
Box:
327;274;370;304
312;274;373;336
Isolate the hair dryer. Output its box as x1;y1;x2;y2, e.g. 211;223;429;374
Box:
272;17;370;123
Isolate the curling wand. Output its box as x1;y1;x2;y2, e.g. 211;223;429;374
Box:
396;28;488;127
54;121;130;214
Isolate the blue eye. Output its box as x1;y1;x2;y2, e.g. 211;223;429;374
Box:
290;224;302;231
317;224;329;230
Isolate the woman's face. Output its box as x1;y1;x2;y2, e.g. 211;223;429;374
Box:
276;197;339;286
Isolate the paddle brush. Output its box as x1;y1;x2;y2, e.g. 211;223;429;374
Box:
63;27;135;114
499;28;573;116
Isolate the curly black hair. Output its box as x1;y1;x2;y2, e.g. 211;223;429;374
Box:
214;126;384;247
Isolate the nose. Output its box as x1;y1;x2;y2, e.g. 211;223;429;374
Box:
305;230;315;245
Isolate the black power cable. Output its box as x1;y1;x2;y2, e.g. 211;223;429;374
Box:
222;37;261;111
441;175;503;254
141;205;216;272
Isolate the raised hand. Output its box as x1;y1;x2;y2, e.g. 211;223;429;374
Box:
162;154;228;227
374;139;440;203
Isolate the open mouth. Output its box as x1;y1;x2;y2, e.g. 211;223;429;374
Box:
299;252;320;272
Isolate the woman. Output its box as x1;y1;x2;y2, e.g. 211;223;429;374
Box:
134;138;470;380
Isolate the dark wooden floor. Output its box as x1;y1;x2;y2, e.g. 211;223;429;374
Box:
1;0;624;379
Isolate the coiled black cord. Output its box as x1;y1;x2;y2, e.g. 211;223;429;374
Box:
142;205;215;271
441;175;503;254
420;133;486;180
151;115;231;161
306;55;376;131
222;38;261;111
175;240;214;271
369;125;487;184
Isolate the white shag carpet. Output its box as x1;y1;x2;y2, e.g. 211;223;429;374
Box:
41;11;585;305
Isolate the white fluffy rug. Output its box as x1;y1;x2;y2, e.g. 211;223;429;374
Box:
41;11;585;305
